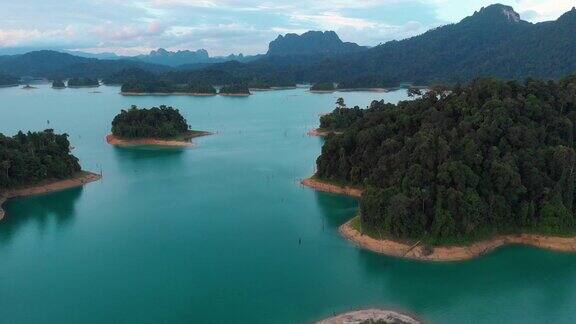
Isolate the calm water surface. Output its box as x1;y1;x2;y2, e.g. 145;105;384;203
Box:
1;85;576;323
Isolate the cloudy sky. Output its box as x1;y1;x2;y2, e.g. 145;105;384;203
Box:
0;0;574;56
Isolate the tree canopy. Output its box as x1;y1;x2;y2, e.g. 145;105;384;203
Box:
111;105;191;139
0;130;81;188
67;77;99;87
315;76;576;244
219;84;250;95
0;73;19;86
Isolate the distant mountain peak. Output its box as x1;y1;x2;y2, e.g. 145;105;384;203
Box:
267;30;366;56
473;4;522;23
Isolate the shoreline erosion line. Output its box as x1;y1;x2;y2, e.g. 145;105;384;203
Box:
0;171;101;221
301;177;576;261
106;132;211;147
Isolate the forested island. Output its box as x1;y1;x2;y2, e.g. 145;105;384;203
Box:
310;83;335;92
0;73;19;87
107;105;211;147
121;81;217;95
219;84;250;96
307;76;576;260
67;77;99;87
0;129;101;220
52;80;66;88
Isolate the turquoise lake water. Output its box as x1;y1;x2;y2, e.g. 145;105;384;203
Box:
2;85;576;323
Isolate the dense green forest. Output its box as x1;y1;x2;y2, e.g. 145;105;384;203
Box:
337;75;396;89
52;80;65;88
219;84;250;95
315;76;576;244
0;130;81;188
0;73;19;86
103;68;158;85
120;80;216;94
311;83;335;91
111;105;191;139
67;77;99;87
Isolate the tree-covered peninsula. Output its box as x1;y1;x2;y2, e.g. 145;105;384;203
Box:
109;105;211;146
67;77;99;87
0;130;81;188
314;76;576;245
219;84;250;96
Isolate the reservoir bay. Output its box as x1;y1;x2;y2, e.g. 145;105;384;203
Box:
1;85;576;323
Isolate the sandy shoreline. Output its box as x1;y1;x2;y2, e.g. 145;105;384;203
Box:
310;90;336;93
303;177;576;261
219;93;250;97
0;171;101;221
307;128;344;137
121;92;216;96
106;132;211;147
301;178;363;198
317;309;421;324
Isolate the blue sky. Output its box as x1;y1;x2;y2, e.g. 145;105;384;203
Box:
0;0;574;56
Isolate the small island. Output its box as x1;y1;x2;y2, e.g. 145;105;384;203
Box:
67;77;100;88
219;84;250;96
0;130;101;220
121;81;217;96
0;73;20;87
107;105;212;147
304;76;576;261
317;309;421;324
52;79;66;89
310;82;336;93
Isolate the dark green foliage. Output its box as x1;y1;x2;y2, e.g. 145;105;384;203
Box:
338;75;395;89
52;80;65;88
120;81;216;94
316;76;576;244
111;105;190;139
219;84;250;95
103;68;157;85
0;73;19;86
320;106;365;130
0;130;81;188
67;77;99;87
311;83;335;91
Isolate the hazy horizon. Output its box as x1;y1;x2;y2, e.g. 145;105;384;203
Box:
0;0;574;57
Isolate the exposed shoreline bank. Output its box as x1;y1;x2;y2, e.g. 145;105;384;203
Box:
317;309;421;324
0;171;101;221
307;128;343;137
302;177;576;261
219;93;250;97
106;132;212;147
301;178;363;198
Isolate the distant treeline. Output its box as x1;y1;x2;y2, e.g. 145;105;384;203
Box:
67;77;99;87
0;73;19;86
315;76;576;244
111;105;190;139
0;130;81;188
121;81;216;94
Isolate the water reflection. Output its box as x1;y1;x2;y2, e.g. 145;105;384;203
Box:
355;243;576;321
0;187;83;245
313;191;358;229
